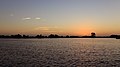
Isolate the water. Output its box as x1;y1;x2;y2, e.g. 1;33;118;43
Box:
0;38;120;67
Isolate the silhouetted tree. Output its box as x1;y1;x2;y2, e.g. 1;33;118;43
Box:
16;34;22;38
60;36;64;38
91;32;96;38
70;36;79;38
48;34;55;38
65;35;70;38
23;35;29;38
54;34;59;38
36;34;43;38
48;34;60;38
1;33;119;39
0;35;10;38
110;35;120;39
116;35;120;39
36;35;40;38
110;35;118;38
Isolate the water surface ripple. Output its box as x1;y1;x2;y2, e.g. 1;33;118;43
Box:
0;38;120;67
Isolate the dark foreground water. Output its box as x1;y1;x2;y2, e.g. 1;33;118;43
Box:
0;38;120;67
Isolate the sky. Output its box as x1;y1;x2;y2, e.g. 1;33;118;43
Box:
0;0;120;36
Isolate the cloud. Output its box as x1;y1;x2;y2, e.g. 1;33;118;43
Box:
34;26;58;31
34;27;49;31
33;26;63;34
22;17;41;20
22;17;31;20
35;17;41;20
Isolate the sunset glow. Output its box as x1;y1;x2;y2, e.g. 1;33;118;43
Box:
0;0;120;36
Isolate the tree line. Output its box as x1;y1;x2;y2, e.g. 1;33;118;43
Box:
0;33;120;39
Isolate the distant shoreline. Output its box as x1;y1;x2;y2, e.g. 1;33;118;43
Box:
0;34;120;39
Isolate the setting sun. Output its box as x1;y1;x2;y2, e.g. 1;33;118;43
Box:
76;27;94;36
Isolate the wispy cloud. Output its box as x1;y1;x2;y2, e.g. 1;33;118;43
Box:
35;17;41;20
34;26;58;31
22;17;41;20
22;17;31;20
34;27;49;31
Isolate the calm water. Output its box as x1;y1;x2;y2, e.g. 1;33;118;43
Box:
0;38;120;67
